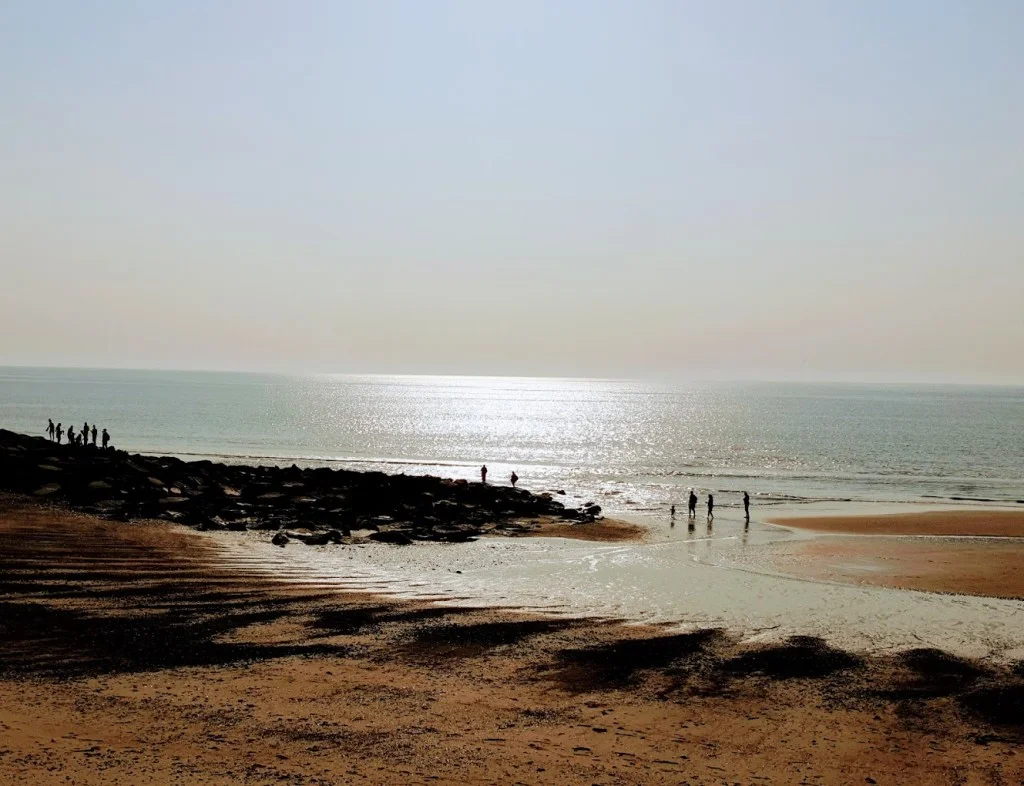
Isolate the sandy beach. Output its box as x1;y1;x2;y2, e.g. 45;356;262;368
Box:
1;498;1022;785
768;509;1024;600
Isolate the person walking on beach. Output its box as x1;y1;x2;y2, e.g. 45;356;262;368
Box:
91;424;98;446
47;419;55;441
707;493;714;520
101;428;110;450
688;490;698;518
510;471;518;488
55;423;63;444
743;491;750;521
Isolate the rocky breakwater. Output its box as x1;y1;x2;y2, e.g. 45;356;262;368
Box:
0;430;603;546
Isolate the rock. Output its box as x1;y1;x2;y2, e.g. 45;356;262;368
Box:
433;527;481;543
272;532;289;547
368;530;413;545
0;428;596;549
297;530;343;546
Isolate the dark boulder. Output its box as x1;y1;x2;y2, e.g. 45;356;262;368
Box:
368;530;413;545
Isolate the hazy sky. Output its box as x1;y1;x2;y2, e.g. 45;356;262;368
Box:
2;1;1022;382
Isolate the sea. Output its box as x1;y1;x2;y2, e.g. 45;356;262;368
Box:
2;367;1022;514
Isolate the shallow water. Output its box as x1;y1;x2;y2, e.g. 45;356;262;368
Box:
205;504;1024;661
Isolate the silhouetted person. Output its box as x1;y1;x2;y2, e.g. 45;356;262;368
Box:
101;428;110;450
688;490;697;518
743;491;750;521
670;504;676;517
67;425;75;446
480;465;488;484
55;423;63;444
82;422;89;447
707;493;714;520
47;419;55;441
91;425;98;446
510;471;518;488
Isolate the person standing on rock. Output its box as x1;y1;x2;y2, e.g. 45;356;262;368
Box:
706;493;714;520
510;471;518;488
101;428;110;450
55;423;63;444
47;419;55;441
480;465;488;484
91;425;98;446
82;422;89;447
67;425;75;446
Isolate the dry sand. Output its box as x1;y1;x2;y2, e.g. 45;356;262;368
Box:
768;509;1024;600
1;498;1021;785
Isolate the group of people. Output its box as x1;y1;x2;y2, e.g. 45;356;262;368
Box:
671;490;750;522
480;465;519;488
46;418;110;449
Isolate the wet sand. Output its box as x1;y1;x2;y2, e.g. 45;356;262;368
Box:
770;509;1024;537
1;499;1022;785
773;537;1024;600
767;509;1024;599
525;515;647;542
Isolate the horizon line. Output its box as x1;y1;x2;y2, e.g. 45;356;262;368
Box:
1;364;1022;388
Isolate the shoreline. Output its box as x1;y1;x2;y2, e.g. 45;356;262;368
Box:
1;499;1021;784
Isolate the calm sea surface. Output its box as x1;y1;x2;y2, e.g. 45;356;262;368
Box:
2;368;1022;513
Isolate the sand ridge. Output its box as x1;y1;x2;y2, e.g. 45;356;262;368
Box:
769;509;1024;537
766;509;1024;599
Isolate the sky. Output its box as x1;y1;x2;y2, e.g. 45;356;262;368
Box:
1;1;1022;383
